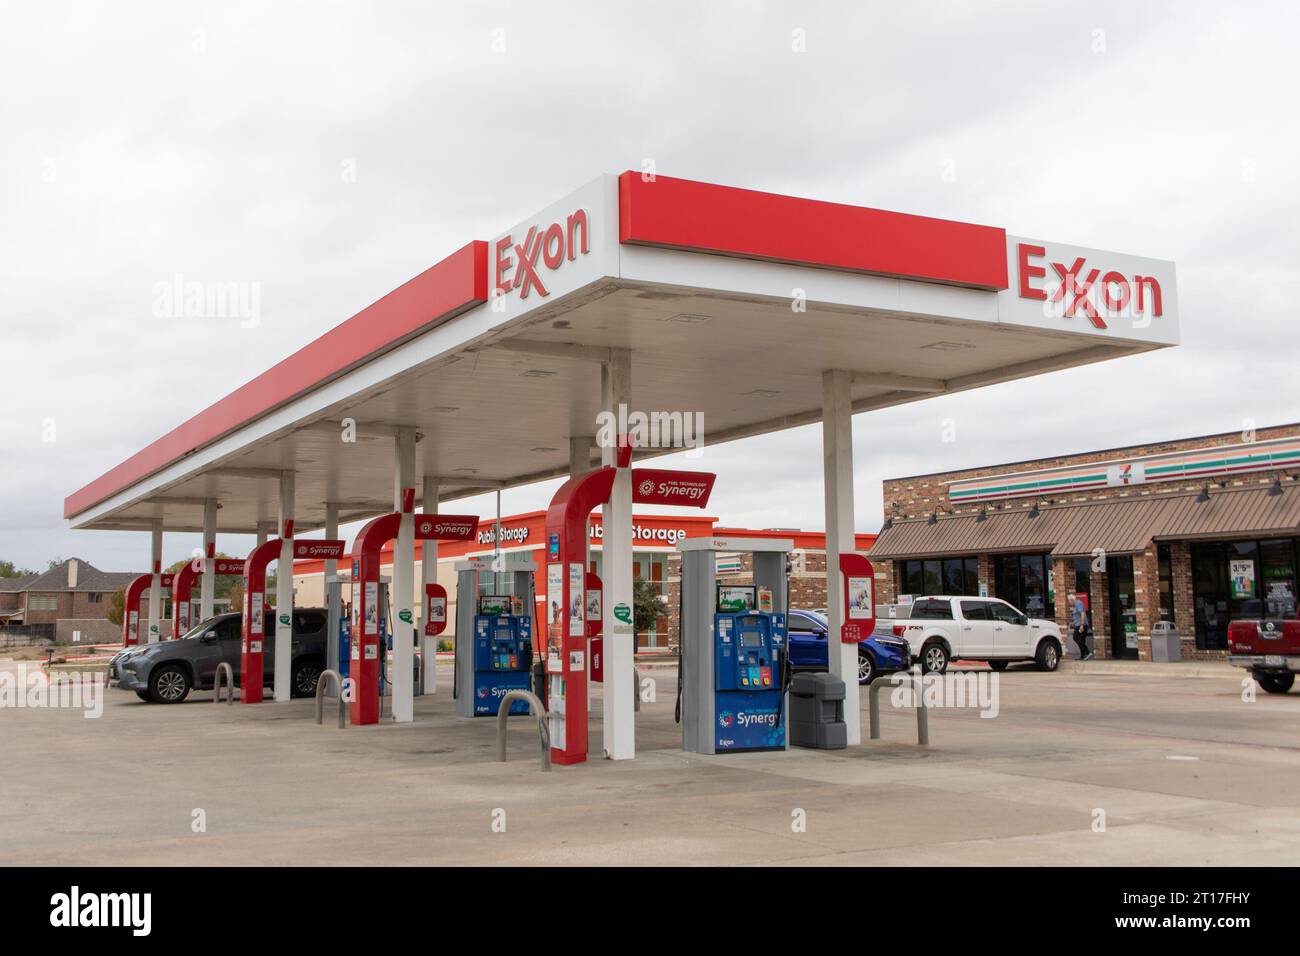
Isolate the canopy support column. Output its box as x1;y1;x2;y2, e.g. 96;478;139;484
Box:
391;427;417;722
200;499;217;620
147;519;163;643
601;349;635;760
420;475;440;694
273;472;295;702
822;369;862;744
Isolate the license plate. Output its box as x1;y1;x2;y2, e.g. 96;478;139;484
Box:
1265;655;1285;667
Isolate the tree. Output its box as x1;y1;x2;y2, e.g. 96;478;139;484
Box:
106;587;125;626
45;557;64;571
632;578;667;635
0;560;35;578
166;553;246;604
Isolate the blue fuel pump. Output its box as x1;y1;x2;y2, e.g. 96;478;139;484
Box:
469;595;534;716
713;585;789;751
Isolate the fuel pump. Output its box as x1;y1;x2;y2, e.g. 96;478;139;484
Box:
677;537;794;754
453;554;538;717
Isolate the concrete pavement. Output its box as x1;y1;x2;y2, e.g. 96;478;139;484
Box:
1;661;1296;865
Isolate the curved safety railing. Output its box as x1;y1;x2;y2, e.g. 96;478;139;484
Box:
867;667;930;746
315;669;347;728
495;690;551;772
214;662;234;705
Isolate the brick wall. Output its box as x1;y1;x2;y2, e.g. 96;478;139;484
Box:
883;422;1300;520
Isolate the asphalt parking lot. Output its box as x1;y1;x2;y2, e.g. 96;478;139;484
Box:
3;660;1298;865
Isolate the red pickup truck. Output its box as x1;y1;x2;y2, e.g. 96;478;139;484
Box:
1228;619;1299;694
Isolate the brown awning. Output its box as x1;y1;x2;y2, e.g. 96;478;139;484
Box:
868;486;1300;561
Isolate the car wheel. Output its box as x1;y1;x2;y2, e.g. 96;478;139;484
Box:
149;664;191;704
292;658;324;698
1035;640;1061;672
858;651;876;685
988;660;1009;671
1254;672;1295;694
921;642;949;674
135;690;152;702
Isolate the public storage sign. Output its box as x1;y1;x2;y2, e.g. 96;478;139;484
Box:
487;174;619;322
997;235;1178;345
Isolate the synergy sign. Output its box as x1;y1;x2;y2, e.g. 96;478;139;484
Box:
630;468;716;508
998;235;1178;345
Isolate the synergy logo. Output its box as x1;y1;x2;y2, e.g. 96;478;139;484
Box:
476;686;489;699
717;711;735;729
736;710;778;728
493;208;590;299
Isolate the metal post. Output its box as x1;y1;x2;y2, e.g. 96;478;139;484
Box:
315;669;347;728
868;671;930;746
214;662;234;704
495;690;551;772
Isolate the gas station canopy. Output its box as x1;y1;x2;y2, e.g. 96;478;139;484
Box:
65;171;1179;533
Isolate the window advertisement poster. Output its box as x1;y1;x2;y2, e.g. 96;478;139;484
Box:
547;563;564;671
847;576;874;619
1230;559;1256;599
569;562;584;637
365;582;379;634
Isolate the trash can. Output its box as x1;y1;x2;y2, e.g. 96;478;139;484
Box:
1149;621;1182;662
788;672;847;749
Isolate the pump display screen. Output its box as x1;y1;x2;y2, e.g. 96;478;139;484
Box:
717;585;756;613
741;631;762;648
495;628;512;640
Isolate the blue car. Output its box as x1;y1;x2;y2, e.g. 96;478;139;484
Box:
786;608;910;685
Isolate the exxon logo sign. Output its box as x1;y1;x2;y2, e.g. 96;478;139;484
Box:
493;209;590;300
1016;243;1164;329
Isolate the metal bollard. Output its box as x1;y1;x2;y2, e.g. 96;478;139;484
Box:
868;667;929;746
214;662;234;704
633;666;641;713
315;669;346;728
495;690;551;772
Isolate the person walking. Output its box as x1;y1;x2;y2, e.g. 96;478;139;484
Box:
1072;594;1094;660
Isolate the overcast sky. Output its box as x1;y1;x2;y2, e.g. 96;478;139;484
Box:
2;0;1297;573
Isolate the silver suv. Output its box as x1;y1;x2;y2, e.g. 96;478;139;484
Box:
110;609;327;703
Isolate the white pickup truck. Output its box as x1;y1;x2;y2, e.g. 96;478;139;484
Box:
887;596;1065;674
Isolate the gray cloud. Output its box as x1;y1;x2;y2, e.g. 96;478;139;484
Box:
1;0;1296;571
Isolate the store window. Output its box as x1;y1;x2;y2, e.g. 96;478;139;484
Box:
898;557;978;597
1191;537;1299;650
992;554;1055;619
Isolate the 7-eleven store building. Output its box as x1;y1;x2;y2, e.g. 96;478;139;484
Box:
292;511;876;651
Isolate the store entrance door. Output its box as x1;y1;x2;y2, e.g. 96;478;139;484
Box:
1107;555;1139;659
